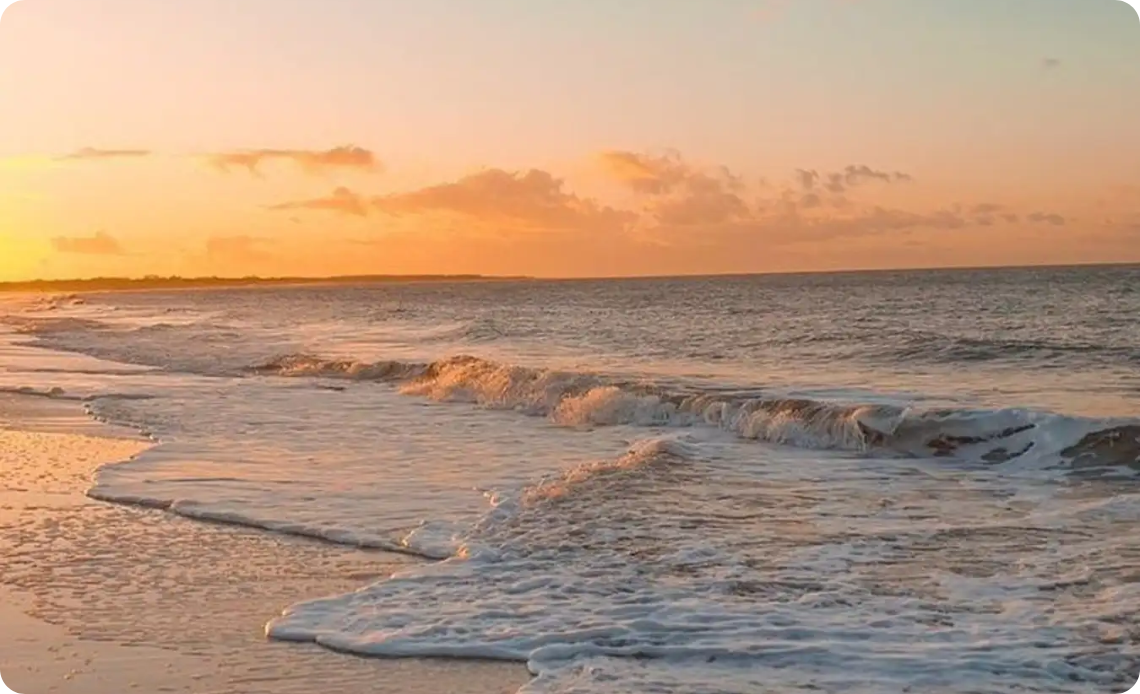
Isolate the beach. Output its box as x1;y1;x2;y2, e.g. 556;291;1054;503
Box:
0;395;528;694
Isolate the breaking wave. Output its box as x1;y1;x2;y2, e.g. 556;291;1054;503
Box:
252;353;1140;470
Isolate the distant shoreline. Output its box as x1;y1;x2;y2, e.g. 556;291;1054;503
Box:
0;261;1134;293
0;274;531;293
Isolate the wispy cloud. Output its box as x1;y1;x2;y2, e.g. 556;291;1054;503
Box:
793;165;911;194
51;231;126;255
268;187;370;217
206;146;380;175
1042;57;1062;70
967;203;1020;226
1026;211;1067;226
56;148;152;161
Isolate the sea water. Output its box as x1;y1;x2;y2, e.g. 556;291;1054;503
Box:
1;266;1138;692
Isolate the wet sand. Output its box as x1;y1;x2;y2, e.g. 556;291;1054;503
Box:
0;398;528;694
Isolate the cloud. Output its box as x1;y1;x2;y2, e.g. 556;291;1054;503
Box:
264;149;1077;254
800;192;824;209
57;148;152;161
207;146;380;175
718;206;971;246
370;168;635;231
771;204;1067;244
51;231;125;255
1042;57;1062;70
597;150;697;195
816;206;970;235
621;203;985;253
796;169;820;192
649;178;750;227
965;203;1020;226
1026;211;1067;226
268;187;370;217
0;149;150;169
844;164;897;185
380;169;637;231
597;151;1064;248
789;204;1067;241
599;151;751;229
793;165;911;194
601;152;919;237
759;163;910;218
269;168;635;232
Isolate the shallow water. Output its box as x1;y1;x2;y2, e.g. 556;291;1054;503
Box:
2;266;1138;692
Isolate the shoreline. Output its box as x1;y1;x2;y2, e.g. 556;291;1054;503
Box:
0;395;529;694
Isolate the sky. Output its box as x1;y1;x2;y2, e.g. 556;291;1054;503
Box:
1;0;1138;280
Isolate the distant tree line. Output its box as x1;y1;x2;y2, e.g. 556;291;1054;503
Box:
0;274;528;293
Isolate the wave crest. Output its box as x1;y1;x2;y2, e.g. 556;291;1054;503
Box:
251;353;1140;469
251;353;429;381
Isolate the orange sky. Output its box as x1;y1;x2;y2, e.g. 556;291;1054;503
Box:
2;0;1139;280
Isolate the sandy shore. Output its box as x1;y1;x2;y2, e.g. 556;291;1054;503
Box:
0;397;529;694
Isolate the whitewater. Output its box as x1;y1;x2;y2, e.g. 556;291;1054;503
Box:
1;266;1138;693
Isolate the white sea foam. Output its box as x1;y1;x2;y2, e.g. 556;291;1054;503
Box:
267;433;1140;692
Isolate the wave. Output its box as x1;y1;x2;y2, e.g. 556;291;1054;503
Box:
250;353;431;381
415;316;510;344
267;435;716;664
518;435;700;508
888;332;1140;366
251;353;1140;470
748;326;1139;368
81;435;698;565
25;293;87;311
4;316;109;335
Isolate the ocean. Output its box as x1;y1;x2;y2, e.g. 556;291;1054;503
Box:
2;264;1138;693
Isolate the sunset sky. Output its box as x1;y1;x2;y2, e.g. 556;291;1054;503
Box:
1;0;1138;280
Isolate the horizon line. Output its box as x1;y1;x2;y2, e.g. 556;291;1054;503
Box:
1;261;1136;293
